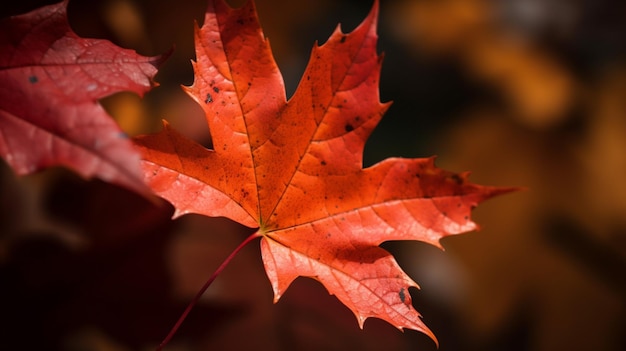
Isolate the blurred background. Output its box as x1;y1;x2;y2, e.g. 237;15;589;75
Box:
1;0;625;350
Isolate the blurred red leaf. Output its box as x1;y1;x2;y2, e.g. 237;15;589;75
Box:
0;0;165;193
135;0;513;341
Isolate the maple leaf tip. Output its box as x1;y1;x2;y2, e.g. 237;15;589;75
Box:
327;0;379;43
371;0;380;17
426;329;440;348
159;119;171;128
486;185;524;200
154;45;174;67
270;285;284;304
367;0;380;31
356;314;367;329
400;319;439;348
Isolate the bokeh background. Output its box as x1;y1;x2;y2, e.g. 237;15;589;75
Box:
1;0;625;350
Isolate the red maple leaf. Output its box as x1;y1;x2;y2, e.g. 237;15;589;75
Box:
134;0;513;344
0;0;165;193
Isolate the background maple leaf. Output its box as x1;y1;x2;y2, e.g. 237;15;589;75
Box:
0;0;165;193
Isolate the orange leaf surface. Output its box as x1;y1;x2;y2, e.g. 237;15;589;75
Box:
134;0;512;341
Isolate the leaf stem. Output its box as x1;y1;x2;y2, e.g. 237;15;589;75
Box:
156;231;261;351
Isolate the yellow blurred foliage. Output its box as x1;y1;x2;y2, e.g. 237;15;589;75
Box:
390;0;576;129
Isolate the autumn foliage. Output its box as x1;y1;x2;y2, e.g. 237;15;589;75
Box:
0;0;164;194
0;0;514;348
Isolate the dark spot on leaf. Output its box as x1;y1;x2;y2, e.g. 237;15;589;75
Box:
209;80;215;86
345;124;354;132
321;160;327;166
213;86;220;93
399;288;406;303
28;76;38;83
237;19;244;25
205;93;213;103
247;82;252;86
340;35;347;43
307;75;310;80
